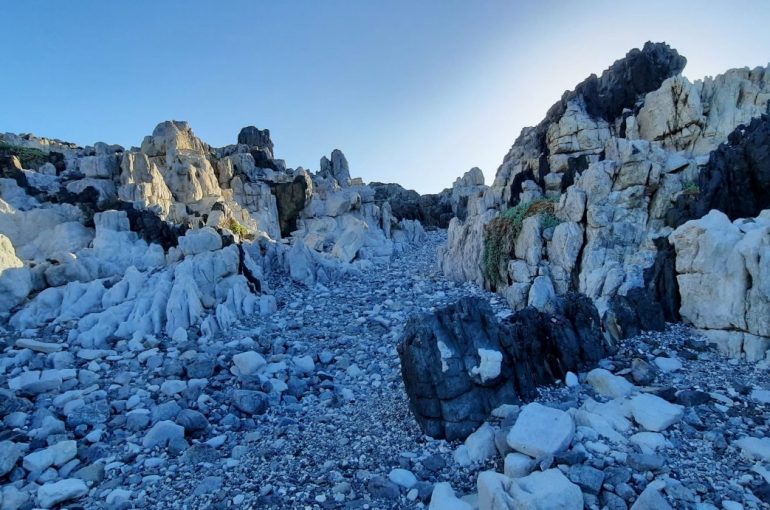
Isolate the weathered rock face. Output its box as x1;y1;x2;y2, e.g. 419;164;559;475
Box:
1;121;419;345
670;209;770;361
397;294;611;440
439;42;770;339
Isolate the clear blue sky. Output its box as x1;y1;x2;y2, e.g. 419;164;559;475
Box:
1;1;769;193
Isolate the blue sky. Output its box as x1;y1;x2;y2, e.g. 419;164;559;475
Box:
1;1;769;193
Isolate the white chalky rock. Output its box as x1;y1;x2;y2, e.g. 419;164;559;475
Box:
585;368;635;398
478;469;583;510
231;351;266;377
293;355;315;374
629;432;670;453
504;452;534;478
23;440;77;472
654;357;682;373
458;423;497;465
736;437;770;462
630;393;684;432
388;468;417;488
470;349;503;382
37;479;88;509
507;403;574;458
429;482;472;510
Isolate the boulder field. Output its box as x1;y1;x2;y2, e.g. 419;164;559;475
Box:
0;40;770;510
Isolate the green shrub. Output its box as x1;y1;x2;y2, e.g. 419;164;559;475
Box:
0;142;48;169
682;180;699;196
227;218;249;238
482;198;562;287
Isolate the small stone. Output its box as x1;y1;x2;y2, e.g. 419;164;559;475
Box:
143;420;185;449
231;351;266;377
0;441;24;477
631;359;656;385
160;379;186;396
15;338;62;353
676;390;711;406
631;482;672;509
627;453;665;472
586;368;635;398
568;464;605;494
37;479;88;509
654;356;682;373
175;409;209;433
388;468;417;488
367;475;400;499
504;452;533;478
231;390;268;415
565;372;579;387
105;489;132;506
293;355;315;374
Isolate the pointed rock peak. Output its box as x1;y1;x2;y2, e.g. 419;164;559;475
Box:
454;167;485;188
319;149;351;187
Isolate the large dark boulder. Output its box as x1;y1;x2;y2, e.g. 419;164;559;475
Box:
398;294;612;440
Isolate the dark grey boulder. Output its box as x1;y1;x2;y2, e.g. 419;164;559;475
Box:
397;294;612;440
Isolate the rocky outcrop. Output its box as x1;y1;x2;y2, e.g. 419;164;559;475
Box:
670;209;770;361
397;294;611;440
0;120;423;343
371;167;487;229
438;42;770;339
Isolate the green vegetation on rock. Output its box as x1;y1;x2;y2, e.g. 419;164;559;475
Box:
482;198;562;287
682;180;700;196
0;141;48;169
227;218;249;239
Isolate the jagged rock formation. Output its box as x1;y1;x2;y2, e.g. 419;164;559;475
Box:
371;167;487;228
438;42;770;344
398;294;611;440
0;121;424;342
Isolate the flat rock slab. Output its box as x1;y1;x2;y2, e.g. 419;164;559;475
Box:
506;402;574;458
630;393;684;432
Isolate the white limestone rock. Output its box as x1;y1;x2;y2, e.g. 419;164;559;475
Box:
0;233;32;313
429;482;473;510
37;479;88;509
585;368;635;398
630;393;684;432
478;469;582;510
506;403;574;458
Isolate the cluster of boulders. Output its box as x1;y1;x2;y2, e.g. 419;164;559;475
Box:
437;41;770;358
0;120;425;343
427;325;770;510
